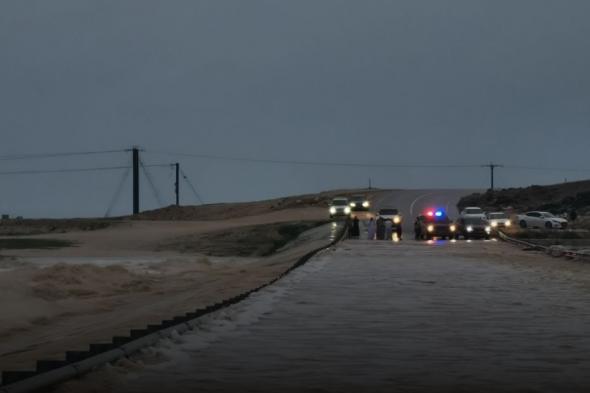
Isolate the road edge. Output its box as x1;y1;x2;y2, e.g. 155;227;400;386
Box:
0;223;348;393
498;230;590;260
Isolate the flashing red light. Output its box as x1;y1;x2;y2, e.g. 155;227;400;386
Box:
427;211;434;217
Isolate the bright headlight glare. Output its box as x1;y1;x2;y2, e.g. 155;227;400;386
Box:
350;202;355;207
485;226;491;233
427;225;434;232
491;221;498;227
362;201;370;208
329;207;336;214
450;225;456;232
344;207;351;214
466;226;474;232
393;216;400;224
505;220;511;227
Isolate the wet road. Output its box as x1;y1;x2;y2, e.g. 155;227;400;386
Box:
57;191;590;393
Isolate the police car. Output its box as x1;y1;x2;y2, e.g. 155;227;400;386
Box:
414;209;457;240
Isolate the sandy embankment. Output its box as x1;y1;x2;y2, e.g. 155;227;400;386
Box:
0;204;344;373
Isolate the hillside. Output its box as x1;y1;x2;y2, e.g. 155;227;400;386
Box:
131;189;383;221
457;180;590;214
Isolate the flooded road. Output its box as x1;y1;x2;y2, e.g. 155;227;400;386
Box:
59;238;590;393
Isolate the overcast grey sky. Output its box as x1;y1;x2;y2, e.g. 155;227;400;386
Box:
1;1;589;217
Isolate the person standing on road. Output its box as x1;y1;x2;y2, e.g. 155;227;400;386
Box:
384;219;393;241
350;216;360;238
376;217;385;240
367;217;376;240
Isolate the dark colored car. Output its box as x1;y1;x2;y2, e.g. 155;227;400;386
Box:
455;217;492;240
349;195;370;212
414;211;457;240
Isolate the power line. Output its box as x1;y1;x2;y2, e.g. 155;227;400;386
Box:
104;166;131;218
140;159;165;207
148;149;590;173
504;165;590;173
0;165;131;175
0;164;173;176
0;149;127;161
180;168;204;205
146;150;482;169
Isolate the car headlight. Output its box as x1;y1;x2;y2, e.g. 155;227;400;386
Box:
362;201;370;208
350;202;356;207
450;225;456;232
505;220;511;227
344;207;351;214
485;226;491;233
329;207;336;214
466;226;473;232
491;221;498;227
427;225;434;232
393;216;401;224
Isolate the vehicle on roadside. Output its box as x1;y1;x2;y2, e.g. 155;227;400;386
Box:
517;211;568;229
486;212;512;229
329;197;351;219
460;206;487;220
376;208;403;239
349;195;370;211
455;217;492;240
414;209;456;240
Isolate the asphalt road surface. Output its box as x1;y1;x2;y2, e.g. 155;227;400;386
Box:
56;190;590;393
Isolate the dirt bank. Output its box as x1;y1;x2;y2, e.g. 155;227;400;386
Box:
0;218;339;374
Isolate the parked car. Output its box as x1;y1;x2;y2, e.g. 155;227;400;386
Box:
329;197;351;219
376;208;403;239
486;212;512;228
455;217;492;240
460;207;487;220
517;211;568;229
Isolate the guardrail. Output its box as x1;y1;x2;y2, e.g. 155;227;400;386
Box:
498;230;590;260
0;222;349;393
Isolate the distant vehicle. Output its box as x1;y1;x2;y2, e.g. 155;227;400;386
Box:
376;208;403;239
455;217;492;240
460;207;487;219
329;197;351;219
486;212;512;228
349;195;370;211
517;211;568;229
414;209;456;240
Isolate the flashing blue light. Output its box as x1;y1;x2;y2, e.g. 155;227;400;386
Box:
435;210;443;217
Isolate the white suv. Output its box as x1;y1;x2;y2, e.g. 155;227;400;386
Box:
460;207;487;220
329;197;351;219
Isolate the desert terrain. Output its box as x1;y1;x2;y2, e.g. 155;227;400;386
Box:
0;189;381;374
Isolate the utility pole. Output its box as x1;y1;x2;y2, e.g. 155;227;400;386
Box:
481;162;503;192
368;177;372;190
132;147;140;215
174;163;180;206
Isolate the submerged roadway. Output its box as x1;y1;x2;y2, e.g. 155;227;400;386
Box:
55;190;590;393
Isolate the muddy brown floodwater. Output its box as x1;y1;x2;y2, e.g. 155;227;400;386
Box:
54;239;590;393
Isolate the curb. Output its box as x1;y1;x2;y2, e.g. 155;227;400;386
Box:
0;223;348;393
